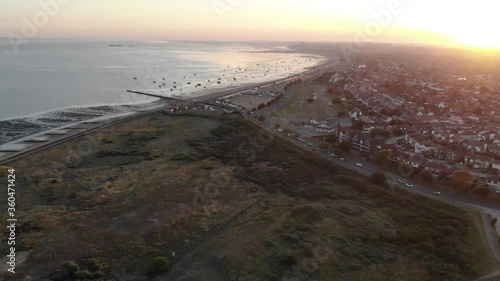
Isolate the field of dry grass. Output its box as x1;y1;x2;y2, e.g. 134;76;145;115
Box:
0;112;498;281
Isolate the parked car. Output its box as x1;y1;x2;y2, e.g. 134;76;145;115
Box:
355;163;363;167
433;192;441;196
338;157;344;161
405;183;414;188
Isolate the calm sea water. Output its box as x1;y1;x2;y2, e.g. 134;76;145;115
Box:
0;40;325;144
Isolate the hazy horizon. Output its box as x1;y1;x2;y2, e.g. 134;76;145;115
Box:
3;0;500;50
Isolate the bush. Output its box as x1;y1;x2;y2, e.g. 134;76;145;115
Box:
63;261;80;274
73;270;94;280
150;256;171;274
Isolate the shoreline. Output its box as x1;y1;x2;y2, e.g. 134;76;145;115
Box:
0;56;330;165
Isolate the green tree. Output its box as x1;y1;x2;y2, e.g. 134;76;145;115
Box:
370;128;381;138
420;170;433;183
380;129;391;138
399;162;413;177
376;150;393;167
451;170;473;191
257;116;266;122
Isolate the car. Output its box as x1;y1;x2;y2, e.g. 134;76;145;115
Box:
405;183;414;188
355;163;363;167
338;157;344;161
398;179;407;184
433;191;441;196
329;153;337;157
308;143;313;147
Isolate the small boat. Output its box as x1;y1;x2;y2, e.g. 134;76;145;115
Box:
133;77;137;80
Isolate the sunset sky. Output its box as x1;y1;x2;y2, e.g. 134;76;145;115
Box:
2;0;499;49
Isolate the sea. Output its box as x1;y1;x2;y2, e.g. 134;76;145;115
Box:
0;39;326;145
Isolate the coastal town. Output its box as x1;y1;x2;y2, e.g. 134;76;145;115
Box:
188;45;500;198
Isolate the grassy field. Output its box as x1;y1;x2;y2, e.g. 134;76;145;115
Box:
277;84;338;120
0;112;498;281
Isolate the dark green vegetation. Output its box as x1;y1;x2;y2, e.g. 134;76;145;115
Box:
0;113;497;280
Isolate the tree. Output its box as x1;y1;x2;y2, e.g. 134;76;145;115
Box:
338;112;346;118
380;129;391;138
306;98;314;103
319;142;330;151
332;97;342;104
398;162;413;177
337;141;352;153
274;124;281;129
257;116;266;122
451;170;473;191
257;103;266;110
419;170;433;183
376;150;393;167
370;128;381;138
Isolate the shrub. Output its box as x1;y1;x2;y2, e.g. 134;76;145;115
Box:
150;256;171;274
63;261;80;274
73;270;94;280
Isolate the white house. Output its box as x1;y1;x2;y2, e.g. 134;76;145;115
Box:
485;175;500;193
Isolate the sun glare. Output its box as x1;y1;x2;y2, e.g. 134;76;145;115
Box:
436;1;500;50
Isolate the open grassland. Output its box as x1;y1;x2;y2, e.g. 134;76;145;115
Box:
0;112;498;281
277;84;334;120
